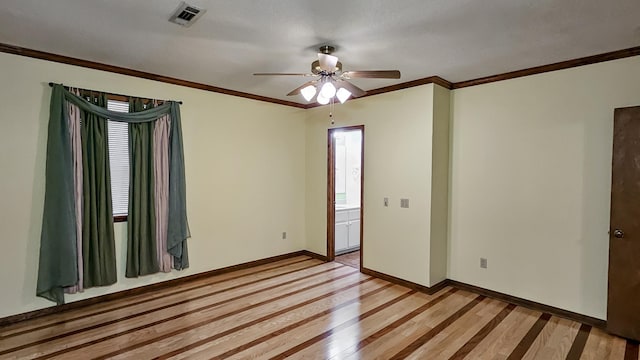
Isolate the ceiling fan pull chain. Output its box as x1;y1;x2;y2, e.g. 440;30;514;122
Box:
330;97;335;124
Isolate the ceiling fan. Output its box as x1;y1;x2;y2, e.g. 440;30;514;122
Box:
254;46;401;105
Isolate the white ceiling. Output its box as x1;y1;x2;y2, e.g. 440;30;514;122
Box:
1;0;639;104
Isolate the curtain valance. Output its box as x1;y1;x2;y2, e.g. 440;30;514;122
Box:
61;87;173;123
37;84;190;304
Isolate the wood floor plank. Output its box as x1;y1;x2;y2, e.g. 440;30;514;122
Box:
523;317;581;360
0;260;329;353
608;333;630;360
0;256;634;360
171;283;414;360
291;287;458;360
171;279;395;360
506;312;552;359
219;285;420;359
405;298;511;359
106;273;377;360
520;315;563;360
266;289;423;360
0;256;316;339
388;295;486;359
567;324;592;360
123;277;392;360
49;266;360;360
448;302;517;360
340;291;481;359
321;287;458;360
581;327;616;360
465;306;541;359
0;258;324;353
221;287;453;360
625;341;639;360
5;264;355;359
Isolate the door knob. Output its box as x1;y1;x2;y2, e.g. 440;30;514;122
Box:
613;229;624;238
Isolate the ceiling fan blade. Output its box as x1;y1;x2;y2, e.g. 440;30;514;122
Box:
337;80;367;98
286;80;318;96
253;73;315;76
342;70;401;79
318;53;339;72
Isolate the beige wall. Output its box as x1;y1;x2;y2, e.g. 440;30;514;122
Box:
3;49;639;321
449;56;640;319
305;85;442;287
429;85;451;286
0;52;307;318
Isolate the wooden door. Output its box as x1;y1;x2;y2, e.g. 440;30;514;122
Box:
608;106;640;341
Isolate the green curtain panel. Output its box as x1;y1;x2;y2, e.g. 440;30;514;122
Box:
167;100;190;270
37;84;190;304
80;93;117;287
36;87;78;304
126;99;159;277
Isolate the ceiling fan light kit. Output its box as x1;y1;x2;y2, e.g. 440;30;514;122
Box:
336;88;351;104
253;46;401;106
300;85;317;101
317;93;330;105
320;81;337;98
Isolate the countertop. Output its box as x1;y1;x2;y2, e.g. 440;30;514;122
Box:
335;204;360;211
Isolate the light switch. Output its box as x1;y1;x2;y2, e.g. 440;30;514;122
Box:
384;197;389;207
400;198;409;208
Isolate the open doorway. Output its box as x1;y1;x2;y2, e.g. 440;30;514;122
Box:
327;126;364;270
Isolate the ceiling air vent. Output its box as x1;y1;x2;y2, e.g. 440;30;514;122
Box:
169;2;206;27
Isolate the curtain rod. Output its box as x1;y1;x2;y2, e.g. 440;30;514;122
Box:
48;82;183;104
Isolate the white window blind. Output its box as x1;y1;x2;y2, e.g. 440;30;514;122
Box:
107;100;130;216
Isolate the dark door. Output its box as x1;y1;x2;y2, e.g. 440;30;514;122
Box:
608;106;640;341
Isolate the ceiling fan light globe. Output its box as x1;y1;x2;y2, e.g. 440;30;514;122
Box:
301;85;317;101
317;93;330;105
320;82;337;98
318;53;339;72
336;88;352;104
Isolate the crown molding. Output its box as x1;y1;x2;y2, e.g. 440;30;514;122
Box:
301;46;640;108
452;46;640;89
0;42;307;109
367;75;454;93
2;42;639;108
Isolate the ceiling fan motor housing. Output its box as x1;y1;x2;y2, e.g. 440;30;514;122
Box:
312;45;341;74
312;60;342;74
319;45;335;54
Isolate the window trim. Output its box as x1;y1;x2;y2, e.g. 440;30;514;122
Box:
114;215;128;223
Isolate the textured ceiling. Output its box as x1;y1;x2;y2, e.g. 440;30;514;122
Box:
1;0;639;104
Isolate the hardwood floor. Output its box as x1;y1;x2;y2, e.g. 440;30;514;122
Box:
335;250;360;269
0;255;637;359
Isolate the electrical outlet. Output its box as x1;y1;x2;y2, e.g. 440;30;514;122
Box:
480;258;487;269
384;197;389;207
400;198;409;208
282;232;287;240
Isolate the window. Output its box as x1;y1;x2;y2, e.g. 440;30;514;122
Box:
107;99;130;218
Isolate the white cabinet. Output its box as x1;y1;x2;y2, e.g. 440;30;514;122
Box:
335;208;361;254
335;221;349;252
348;219;360;248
